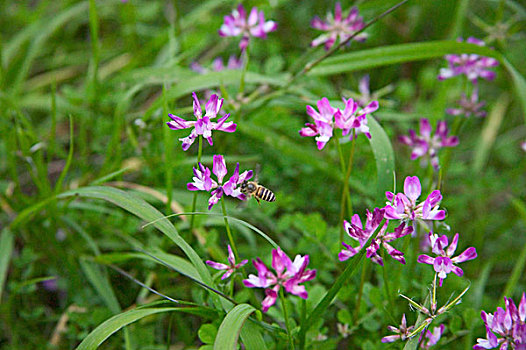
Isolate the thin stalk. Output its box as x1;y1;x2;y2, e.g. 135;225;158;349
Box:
353;260;368;322
280;288;295;350
335;137;352;241
239;46;250;96
189;136;203;231
163;86;174;214
221;196;239;260
381;250;394;311
344;132;356;216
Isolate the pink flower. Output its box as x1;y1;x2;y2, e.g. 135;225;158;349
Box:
218;4;277;50
382;314;415;343
299;97;379;150
187;155;253;210
338;208;412;266
243;247;316;312
421;324;445;349
438;37;499;83
311;2;367;50
384;176;446;222
299;98;338;150
446;87;487;118
417;232;477;286
399;118;459;170
474;293;526;349
167;93;236;151
521;141;526;152
206;245;248;280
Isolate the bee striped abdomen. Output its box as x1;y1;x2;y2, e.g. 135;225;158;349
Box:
256;186;276;202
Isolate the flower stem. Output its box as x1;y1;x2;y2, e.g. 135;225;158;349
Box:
280;288;295;350
381;250;394;311
239;46;250;96
221;196;239;260
335;137;354;241
189;136;203;231
353;259;368;322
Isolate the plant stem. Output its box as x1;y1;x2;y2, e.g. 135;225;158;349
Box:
344;132;356;216
353;259;368;322
280;288;295;350
335;137;348;241
239;46;250;96
221;196;239;260
189;136;203;231
381;250;394;311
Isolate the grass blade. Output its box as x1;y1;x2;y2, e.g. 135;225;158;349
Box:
0;228;14;300
214;304;256;350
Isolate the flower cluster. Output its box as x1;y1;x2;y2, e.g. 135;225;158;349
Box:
446;87;487;118
206;245;248;280
167;93;236;151
384;176;446;223
418;232;477;286
474;293;526;349
187;155;252;209
438;37;499;83
311;2;367;50
299;97;379;150
243;247;316;312
339;208;413;266
399;118;459;170
219;4;277;50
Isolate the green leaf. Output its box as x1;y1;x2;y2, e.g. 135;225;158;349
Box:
368;116;395;198
0;228;14;300
239;320;268;350
214;304;256;350
58;187;212;286
79;259;121;314
198;323;218;344
473;93;509;173
308;41;526;122
75;307;183;350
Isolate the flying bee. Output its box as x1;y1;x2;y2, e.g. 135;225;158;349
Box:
240;164;275;204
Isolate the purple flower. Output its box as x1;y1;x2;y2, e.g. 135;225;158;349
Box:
446;87;487;118
311;2;367;50
299;97;379;150
299;97;338;150
474;293;526;349
206;245;248;280
190;55;243;74
335;97;378;140
399;118;459;170
187;155;253;210
218;4;277;50
338;208;412;266
438;37;499;83
167;93;236;151
382;314;415;343
421;324;445;349
243;247;316;312
521;141;526;152
417;232;477;286
384;176;446;222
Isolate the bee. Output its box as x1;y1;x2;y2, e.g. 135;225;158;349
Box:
240;165;275;204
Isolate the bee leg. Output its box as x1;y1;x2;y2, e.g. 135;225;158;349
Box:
256;197;261;206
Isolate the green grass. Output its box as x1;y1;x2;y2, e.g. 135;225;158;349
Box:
1;0;525;349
